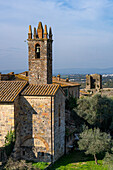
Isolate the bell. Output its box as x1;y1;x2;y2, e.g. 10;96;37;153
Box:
36;47;40;53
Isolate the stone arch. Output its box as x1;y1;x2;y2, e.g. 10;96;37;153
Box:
21;135;49;152
34;136;49;152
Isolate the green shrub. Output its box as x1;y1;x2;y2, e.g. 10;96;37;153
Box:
4;130;15;157
65;96;77;111
103;152;113;165
4;158;37;170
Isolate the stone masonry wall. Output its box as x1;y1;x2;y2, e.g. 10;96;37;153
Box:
14;95;54;162
68;86;80;99
54;90;65;161
0;103;14;147
86;75;91;89
28;39;52;85
86;74;102;90
63;86;80;99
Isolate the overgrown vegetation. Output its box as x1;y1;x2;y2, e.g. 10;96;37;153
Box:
74;94;113;132
65;96;77;111
4;129;15;157
4;158;38;170
103;151;113;166
70;94;113;165
65;94;113;166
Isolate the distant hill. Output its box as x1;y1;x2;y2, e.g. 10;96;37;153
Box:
0;69;26;74
54;67;113;75
1;67;113;75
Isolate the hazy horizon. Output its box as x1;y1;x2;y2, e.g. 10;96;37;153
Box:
1;66;113;75
0;0;113;71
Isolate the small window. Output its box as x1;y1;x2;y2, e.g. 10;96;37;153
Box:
23;151;25;156
35;44;40;58
37;74;40;79
42;152;44;156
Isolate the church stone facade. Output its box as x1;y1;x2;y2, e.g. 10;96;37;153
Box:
14;86;65;162
0;22;65;162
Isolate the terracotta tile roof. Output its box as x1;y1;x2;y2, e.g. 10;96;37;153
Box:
13;73;80;87
52;77;80;87
80;90;90;94
21;84;60;96
0;81;28;102
15;74;28;81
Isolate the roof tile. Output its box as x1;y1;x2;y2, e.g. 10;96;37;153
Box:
0;81;28;102
21;84;60;96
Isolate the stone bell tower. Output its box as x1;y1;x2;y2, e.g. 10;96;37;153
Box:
28;22;53;85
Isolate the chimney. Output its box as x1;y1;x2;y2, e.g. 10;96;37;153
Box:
57;74;60;81
66;78;69;82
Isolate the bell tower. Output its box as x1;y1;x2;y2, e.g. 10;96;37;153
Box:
28;22;53;85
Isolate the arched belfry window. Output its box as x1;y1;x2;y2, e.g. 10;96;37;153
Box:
35;44;40;58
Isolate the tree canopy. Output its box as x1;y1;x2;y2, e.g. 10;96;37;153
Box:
74;94;113;132
78;127;111;164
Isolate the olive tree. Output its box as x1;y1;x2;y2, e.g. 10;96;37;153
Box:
74;94;113;132
78;127;111;164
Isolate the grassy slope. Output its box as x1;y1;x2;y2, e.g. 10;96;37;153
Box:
47;151;110;170
31;151;111;170
32;162;49;169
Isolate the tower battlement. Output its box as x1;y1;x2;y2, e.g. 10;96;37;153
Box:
28;22;52;40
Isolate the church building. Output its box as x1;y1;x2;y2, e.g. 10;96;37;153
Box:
0;22;65;162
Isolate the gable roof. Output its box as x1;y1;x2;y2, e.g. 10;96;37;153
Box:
21;84;60;96
0;81;28;102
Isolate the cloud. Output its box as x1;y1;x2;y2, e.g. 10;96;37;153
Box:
0;0;113;72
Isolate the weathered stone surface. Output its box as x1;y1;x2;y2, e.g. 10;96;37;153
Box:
28;23;52;85
0;22;66;164
0;103;14;147
63;86;80;99
86;74;102;90
54;89;65;161
14;88;65;162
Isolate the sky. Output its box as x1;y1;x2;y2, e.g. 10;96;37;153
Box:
0;0;113;72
